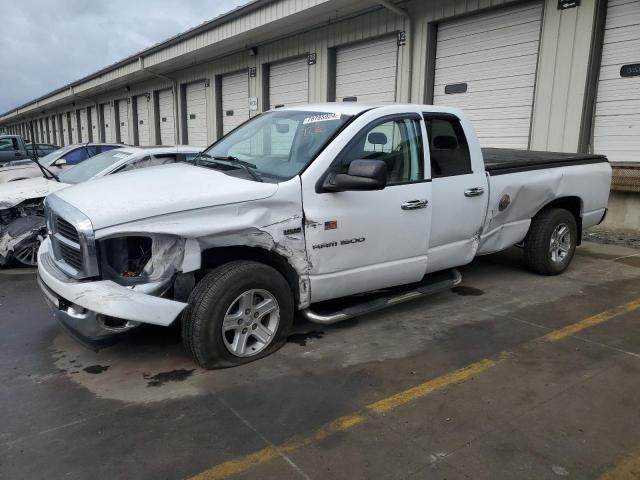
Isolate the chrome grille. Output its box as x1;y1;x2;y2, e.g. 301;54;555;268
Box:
56;217;80;244
45;196;99;279
59;242;83;270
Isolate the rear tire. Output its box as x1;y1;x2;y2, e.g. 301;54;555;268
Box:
523;208;577;276
182;261;294;369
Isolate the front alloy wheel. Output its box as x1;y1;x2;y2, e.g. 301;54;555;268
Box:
222;289;280;357
182;261;294;369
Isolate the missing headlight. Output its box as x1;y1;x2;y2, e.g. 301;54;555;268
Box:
99;235;186;285
100;236;153;282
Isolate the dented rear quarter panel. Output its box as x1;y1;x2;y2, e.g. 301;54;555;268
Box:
477;162;612;254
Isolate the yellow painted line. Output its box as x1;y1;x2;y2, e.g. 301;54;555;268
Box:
367;357;500;414
190;414;366;480
190;298;640;480
599;452;640;480
542;298;640;342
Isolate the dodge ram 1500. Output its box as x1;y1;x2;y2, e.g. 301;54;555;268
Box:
37;104;611;368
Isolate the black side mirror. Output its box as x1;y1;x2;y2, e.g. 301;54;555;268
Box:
322;159;387;192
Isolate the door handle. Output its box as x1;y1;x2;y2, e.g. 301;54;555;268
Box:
464;187;485;197
401;199;428;210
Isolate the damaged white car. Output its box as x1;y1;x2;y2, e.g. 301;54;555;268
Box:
37;104;612;368
0;145;201;267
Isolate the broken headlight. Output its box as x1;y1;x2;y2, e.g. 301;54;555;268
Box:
99;235;185;285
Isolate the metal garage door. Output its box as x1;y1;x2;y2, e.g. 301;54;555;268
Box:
45;117;51;143
71;112;79;144
89;107;98;142
593;0;640;163
434;2;543;149
102;103;114;143
158;88;175;145
335;36;398;103
79;109;88;142
221;72;249;136
117;99;130;144
58;115;65;146
269;57;309;108
135;95;150;146
50;116;57;144
185;81;208;146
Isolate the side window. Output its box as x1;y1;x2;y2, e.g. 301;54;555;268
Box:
338;117;424;185
424;116;471;178
62;147;89;165
85;146;98;157
0;139;15;151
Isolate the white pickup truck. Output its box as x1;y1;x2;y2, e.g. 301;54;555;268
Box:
37;104;611;368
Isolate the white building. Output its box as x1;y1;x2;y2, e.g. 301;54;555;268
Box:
1;0;638;228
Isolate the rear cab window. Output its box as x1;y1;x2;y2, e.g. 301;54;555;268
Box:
423;114;471;178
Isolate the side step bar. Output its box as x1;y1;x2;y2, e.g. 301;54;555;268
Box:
301;269;462;325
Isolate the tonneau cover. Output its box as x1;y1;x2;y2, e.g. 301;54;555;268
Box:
482;148;608;175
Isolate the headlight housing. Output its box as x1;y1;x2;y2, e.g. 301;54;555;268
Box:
99;235;185;285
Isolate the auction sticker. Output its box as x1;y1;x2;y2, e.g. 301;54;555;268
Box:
303;113;341;124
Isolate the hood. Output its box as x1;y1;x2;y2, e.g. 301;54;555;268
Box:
0;163;39;179
0;176;69;209
53;163;279;230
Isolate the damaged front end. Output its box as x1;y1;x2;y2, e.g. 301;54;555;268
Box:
0;199;46;267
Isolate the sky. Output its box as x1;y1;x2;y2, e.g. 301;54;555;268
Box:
0;0;248;113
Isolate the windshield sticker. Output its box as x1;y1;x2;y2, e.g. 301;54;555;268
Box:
302;113;341;125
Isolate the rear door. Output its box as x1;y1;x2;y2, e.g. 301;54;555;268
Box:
423;113;488;273
302;114;431;303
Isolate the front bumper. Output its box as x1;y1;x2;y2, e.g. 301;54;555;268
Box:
37;238;188;342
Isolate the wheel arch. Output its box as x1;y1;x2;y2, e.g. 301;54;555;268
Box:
200;245;301;305
534;196;583;245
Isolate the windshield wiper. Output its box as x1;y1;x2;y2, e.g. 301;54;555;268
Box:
30;158;60;182
200;154;263;182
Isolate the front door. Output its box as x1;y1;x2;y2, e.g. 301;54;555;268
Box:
303;114;432;303
423;113;488;272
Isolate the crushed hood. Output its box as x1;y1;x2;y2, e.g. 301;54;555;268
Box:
52;163;279;230
0;177;69;209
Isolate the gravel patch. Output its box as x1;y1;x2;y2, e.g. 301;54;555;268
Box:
583;228;640;249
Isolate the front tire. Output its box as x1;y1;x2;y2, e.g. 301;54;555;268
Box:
182;261;294;369
523;208;577;275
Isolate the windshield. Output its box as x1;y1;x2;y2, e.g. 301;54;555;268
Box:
201;110;352;180
38;145;76;166
59;150;133;184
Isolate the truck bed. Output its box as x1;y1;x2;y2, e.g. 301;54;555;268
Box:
482;148;608;176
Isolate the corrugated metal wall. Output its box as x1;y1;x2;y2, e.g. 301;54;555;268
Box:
0;0;602;156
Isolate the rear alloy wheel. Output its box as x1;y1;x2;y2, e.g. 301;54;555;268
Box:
182;261;294;369
549;223;571;264
524;208;577;275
